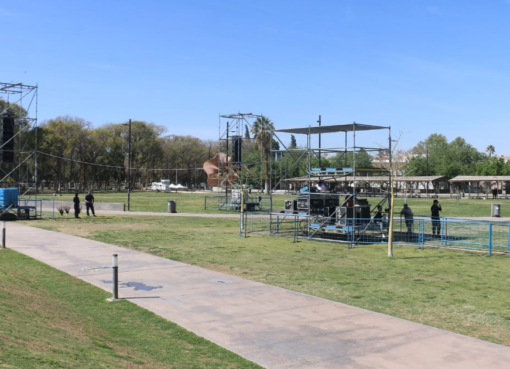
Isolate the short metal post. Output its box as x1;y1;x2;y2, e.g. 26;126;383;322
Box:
507;222;510;252
294;215;298;243
112;254;119;299
488;224;492;257
2;221;5;249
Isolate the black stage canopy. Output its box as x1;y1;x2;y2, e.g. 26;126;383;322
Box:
275;123;389;135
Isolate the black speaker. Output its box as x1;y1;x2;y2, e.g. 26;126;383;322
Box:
2;116;14;162
284;199;297;211
232;136;242;164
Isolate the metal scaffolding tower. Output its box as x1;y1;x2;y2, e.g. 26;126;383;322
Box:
0;82;38;196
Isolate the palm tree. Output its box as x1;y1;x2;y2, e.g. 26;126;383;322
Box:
486;145;495;158
251;116;275;194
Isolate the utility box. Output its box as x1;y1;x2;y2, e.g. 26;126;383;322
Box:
491;203;501;217
168;200;176;213
0;188;18;208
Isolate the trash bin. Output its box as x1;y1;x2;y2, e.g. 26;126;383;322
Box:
491;203;500;217
168;200;177;213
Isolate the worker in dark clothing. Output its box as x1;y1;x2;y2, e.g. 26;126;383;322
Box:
373;205;384;221
400;203;414;235
73;193;81;218
85;190;96;217
431;199;442;237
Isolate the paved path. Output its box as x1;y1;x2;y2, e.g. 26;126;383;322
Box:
7;222;510;369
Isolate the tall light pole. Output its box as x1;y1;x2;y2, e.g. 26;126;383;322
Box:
122;120;132;211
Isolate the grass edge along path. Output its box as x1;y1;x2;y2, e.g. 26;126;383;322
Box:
0;249;262;369
23;215;510;348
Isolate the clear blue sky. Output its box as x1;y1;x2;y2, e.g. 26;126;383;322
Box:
1;0;509;154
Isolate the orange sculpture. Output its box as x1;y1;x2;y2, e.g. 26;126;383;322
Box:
203;153;237;186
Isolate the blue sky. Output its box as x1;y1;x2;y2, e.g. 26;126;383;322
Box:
1;0;509;154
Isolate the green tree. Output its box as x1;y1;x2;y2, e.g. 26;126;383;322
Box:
406;134;483;180
486;145;495;158
39;116;90;191
126;121;166;188
330;148;373;168
161;135;210;187
406;134;448;176
289;134;297;149
476;156;506;176
251;116;275;194
442;137;483;178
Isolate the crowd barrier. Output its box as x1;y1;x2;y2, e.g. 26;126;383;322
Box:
240;213;510;255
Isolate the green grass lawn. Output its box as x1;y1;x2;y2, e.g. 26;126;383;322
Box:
33;190;510;217
0;249;262;369
25;214;510;348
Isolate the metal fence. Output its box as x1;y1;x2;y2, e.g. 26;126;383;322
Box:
241;212;510;255
240;212;272;237
19;198;56;218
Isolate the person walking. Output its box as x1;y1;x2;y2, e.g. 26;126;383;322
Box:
373;205;383;221
373;205;386;238
400;203;414;235
85;190;96;217
431;199;442;237
73;193;81;218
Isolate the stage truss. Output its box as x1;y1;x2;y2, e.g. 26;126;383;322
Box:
0;82;38;196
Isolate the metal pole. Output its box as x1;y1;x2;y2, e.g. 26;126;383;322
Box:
226;122;229;200
2;221;5;249
488;224;492;256
507;223;510;252
240;187;244;231
426;147;429;196
35;86;39;196
59;144;63;196
128;119;131;211
387;127;394;257
317;115;321;168
112;254;119;299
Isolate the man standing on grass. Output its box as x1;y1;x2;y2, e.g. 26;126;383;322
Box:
400;203;414;235
85;190;96;217
431;199;442;237
73;193;80;219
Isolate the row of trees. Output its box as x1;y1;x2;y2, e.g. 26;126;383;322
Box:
1;107;278;193
2;95;507;194
403;133;510;177
34;117;223;192
2;113;222;192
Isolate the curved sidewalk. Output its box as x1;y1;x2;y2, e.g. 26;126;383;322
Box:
7;222;510;369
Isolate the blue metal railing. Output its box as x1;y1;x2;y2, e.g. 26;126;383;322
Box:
242;212;510;255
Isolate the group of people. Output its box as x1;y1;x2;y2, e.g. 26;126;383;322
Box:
73;191;96;219
399;200;442;236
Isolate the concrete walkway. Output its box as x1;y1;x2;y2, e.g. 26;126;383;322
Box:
7;222;510;369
